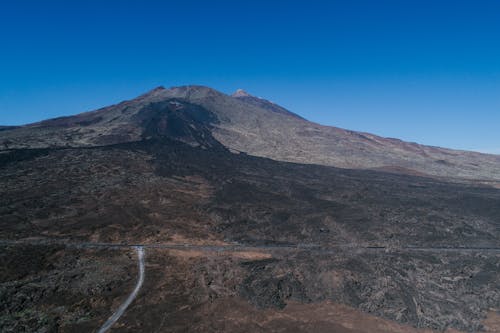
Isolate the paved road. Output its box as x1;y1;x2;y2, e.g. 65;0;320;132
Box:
1;238;499;253
97;246;145;333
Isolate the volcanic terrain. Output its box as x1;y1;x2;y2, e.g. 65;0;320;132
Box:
0;86;499;333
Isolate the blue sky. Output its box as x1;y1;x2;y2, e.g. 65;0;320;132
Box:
1;0;499;153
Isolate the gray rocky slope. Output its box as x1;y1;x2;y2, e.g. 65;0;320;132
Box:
1;85;499;183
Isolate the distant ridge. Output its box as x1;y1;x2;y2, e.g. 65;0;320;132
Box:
1;85;499;183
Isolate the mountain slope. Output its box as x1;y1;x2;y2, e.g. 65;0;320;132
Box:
231;88;305;120
1;86;500;332
1;85;499;183
1;137;499;332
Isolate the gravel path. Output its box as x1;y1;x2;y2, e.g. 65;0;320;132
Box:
97;246;145;333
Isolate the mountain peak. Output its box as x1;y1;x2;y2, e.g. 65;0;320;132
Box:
137;86;167;99
151;85;166;91
232;89;253;98
145;86;167;95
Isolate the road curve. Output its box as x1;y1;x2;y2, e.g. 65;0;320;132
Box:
97;246;145;333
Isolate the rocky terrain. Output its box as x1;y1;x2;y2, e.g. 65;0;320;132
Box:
1;242;499;333
1;86;499;183
0;86;499;332
0;244;138;332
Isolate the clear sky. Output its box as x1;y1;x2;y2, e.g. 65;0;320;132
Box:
1;0;499;153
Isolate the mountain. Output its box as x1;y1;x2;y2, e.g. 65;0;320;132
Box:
231;88;305;120
1;85;499;333
1;85;499;185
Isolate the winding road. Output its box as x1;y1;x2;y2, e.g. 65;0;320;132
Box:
97;246;145;333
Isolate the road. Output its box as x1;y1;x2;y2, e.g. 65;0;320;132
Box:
1;238;500;253
1;237;499;332
97;246;145;333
